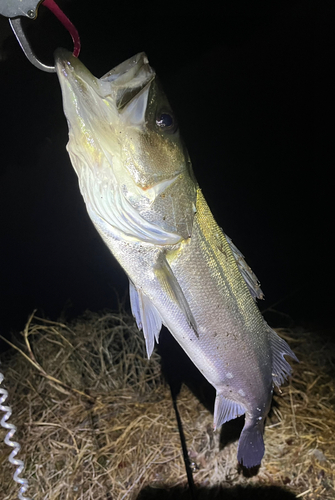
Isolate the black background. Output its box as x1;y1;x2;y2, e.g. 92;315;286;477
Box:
0;0;333;347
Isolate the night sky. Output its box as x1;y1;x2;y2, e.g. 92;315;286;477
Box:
0;1;333;348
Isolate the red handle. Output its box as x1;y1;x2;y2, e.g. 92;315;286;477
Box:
42;0;81;57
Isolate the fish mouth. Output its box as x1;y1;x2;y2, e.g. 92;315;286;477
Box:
55;48;95;89
100;52;152;86
55;49;155;109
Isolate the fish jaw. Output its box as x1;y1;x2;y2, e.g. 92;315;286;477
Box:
54;49;154;183
55;49;154;110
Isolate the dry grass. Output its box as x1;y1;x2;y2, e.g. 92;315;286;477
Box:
0;310;334;499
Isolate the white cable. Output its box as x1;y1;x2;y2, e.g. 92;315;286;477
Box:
0;370;31;500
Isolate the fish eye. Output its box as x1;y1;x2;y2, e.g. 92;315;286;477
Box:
156;111;176;132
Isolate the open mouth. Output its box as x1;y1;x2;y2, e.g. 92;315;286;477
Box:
55;49;155;110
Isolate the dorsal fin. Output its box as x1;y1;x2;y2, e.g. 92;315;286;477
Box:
225;234;264;301
269;328;299;386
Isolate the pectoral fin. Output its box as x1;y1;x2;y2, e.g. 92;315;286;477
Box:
154;255;198;336
129;280;142;330
129;280;162;358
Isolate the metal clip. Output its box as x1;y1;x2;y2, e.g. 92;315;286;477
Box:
0;0;41;19
0;0;80;73
9;17;56;72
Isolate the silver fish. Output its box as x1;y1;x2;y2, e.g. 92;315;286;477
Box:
55;49;297;468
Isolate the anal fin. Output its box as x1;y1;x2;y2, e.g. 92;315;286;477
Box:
214;393;245;429
129;280;162;359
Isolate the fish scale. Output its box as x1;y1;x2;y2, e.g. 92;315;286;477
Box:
165;189;272;389
55;48;298;468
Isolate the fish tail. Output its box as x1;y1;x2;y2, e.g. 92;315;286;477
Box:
237;421;265;468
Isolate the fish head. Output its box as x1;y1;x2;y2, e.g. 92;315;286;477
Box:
55;49;196;242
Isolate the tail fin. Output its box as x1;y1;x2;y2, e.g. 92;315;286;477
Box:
237;423;265;468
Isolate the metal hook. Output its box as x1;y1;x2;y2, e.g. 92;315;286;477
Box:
9;17;56;72
3;0;80;73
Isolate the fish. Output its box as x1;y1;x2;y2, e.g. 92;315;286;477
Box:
55;49;297;468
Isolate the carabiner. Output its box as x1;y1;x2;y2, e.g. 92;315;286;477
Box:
1;0;80;73
0;0;40;19
9;17;56;72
